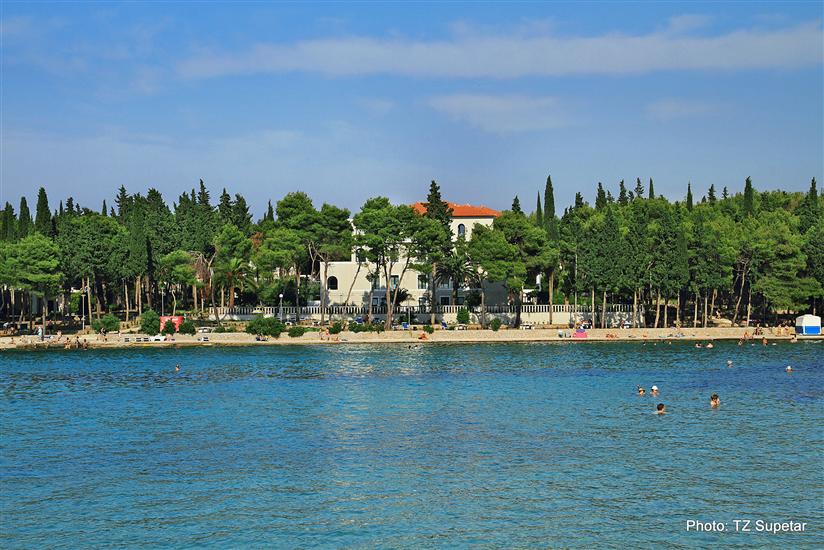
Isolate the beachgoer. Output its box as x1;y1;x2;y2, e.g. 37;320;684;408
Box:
710;394;720;408
418;332;428;341
791;334;797;343
726;360;733;368
695;343;703;348
785;365;793;373
637;386;646;396
175;364;180;373
762;337;768;346
706;342;714;349
651;385;659;397
656;403;666;415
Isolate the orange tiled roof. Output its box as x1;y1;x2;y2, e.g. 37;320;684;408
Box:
412;201;501;218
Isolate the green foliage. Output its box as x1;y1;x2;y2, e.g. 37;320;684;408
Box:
140;309;161;335
245;315;285;337
423;324;434;334
329;321;343;334
288;326;307;338
178;320;197;335
457;307;470;324
161;319;177;335
490;318;502;331
91;313;120;333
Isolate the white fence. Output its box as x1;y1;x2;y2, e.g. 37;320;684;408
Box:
207;303;644;328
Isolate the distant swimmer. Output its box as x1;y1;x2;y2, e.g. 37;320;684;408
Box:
656;403;666;415
175;364;180;373
637;386;646;396
695;343;704;348
651;385;659;397
785;365;793;373
762;337;768;346
706;342;714;349
710;394;720;408
726;360;733;368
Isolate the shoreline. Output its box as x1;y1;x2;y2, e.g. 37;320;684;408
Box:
2;327;820;351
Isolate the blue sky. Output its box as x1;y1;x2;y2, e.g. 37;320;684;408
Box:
1;1;822;216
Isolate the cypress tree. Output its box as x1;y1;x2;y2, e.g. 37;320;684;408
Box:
511;195;523;214
708;184;717;203
101;199;108;216
544;175;558;241
34;187;52;236
535;193;543;228
798;177;819;230
686;182;693;211
595;182;607;210
618;180;628;205
18;197;32;237
648;178;655;199
743;177;755;217
266;200;275;222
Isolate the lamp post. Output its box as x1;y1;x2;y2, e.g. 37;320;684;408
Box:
161;288;165;317
279;293;284;322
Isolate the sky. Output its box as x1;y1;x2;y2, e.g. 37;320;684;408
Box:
1;1;822;217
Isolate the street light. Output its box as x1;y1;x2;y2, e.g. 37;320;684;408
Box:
279;293;284;322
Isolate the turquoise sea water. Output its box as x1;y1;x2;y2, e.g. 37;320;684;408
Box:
1;341;822;548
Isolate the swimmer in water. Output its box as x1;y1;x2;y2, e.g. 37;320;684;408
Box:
175;364;180;373
695;343;703;349
656;403;666;415
706;342;714;349
762;337;768;346
710;394;720;408
651;385;659;397
785;365;793;373
637;386;646;396
726;360;733;368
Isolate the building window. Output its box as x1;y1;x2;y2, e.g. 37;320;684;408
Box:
418;274;428;289
440;296;451;306
390;275;399;289
327;276;338;290
457;223;466;237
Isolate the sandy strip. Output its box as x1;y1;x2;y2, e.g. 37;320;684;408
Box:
1;327;819;351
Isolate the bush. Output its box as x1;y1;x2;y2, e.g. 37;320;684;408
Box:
245;315;285;338
423;324;434;334
370;322;385;333
178;320;196;335
329;321;343;335
161;319;177;335
288;326;307;338
213;324;231;333
140;309;160;335
457;307;470;325
91;313;120;333
490;318;502;332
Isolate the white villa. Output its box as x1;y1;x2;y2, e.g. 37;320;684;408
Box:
324;201;509;308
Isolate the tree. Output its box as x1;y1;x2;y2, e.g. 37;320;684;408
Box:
468;224;521;327
722;186;729;200
634;177;644;199
511;195;522;214
34;187;52;236
420;180;454;325
707;184;717;204
18;197;32;238
743;177;755;217
648;178;655;200
310;203;353;324
618;180;629;206
686;182;693;211
544;175;558;241
595;182;607;210
213;224;251;310
0;203;15;241
157;250;197;315
11;234;63;336
798;177;819;231
535;193;543;229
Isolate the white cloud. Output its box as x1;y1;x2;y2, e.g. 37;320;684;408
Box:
177;21;822;80
647;98;716;121
428;94;569;133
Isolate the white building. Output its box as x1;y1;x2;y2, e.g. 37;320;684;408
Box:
324;202;509;308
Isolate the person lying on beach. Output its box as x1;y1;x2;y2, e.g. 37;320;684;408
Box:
710;394;720;408
650;385;659;396
637;386;646;396
656;403;666;414
418;332;428;341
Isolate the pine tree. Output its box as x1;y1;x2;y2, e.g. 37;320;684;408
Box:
34;187;52;236
115;185;131;220
686;182;693;211
634;178;644;199
722;186;729;200
423;180;453;229
232;193;252;232
798;177;819;230
18;197;33;237
218;189;233;224
511;195;523;214
708;184;717;204
574;192;585;210
266;200;275;222
743;177;755;217
648;178;655;199
535;193;543;228
618;180;628;206
595;182;607;210
606;190;614;204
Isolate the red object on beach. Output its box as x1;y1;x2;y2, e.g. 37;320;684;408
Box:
160;316;184;331
573;330;588;339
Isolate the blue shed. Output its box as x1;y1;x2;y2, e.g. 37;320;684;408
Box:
795;314;821;335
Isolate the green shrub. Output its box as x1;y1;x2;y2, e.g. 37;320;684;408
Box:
245;315;285;338
423;324;434;334
329;321;343;335
370;322;385;333
490;318;502;332
213;324;231;333
161;319;177;335
457;307;470;325
350;323;365;333
288;326;307;338
178;320;196;335
140;309;160;335
91;313;120;333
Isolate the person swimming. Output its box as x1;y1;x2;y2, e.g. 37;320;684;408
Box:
637;386;646;396
785;365;793;373
656;403;666;415
695;343;704;348
726;360;733;368
710;394;720;408
175;364;180;373
650;385;659;396
706;342;714;349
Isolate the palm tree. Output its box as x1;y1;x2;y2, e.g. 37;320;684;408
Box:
436;238;473;305
216;257;248;309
